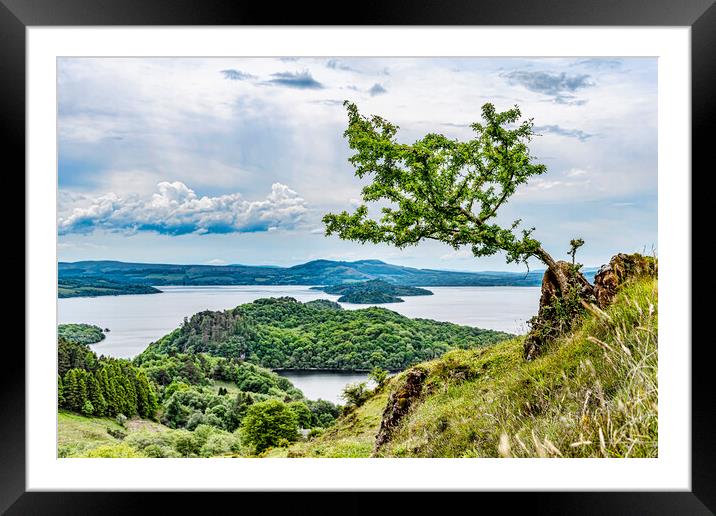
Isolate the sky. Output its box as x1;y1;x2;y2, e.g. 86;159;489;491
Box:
57;57;657;271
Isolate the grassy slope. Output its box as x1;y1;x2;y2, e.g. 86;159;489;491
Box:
277;277;657;458
58;410;170;458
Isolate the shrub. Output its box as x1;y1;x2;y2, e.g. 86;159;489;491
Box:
173;430;200;457
200;433;237;457
81;400;94;417
241;399;299;453
341;382;370;408
81;443;144;458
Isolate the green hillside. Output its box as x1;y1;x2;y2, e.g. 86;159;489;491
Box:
268;276;658;458
144;297;512;371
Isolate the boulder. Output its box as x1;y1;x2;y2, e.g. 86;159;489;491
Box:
523;261;595;361
593;253;657;308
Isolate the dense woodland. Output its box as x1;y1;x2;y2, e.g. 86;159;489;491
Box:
145;297;511;370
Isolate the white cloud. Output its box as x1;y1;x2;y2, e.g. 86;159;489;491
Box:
58;181;307;236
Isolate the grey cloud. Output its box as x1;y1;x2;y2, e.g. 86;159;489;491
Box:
502;71;595;103
326;59;358;72
369;83;387;96
221;69;256;81
266;70;324;89
310;99;345;106
533;124;594;141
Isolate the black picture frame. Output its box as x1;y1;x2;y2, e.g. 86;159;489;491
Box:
4;0;713;513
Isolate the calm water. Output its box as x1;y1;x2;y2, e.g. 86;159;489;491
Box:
58;285;540;401
277;371;376;404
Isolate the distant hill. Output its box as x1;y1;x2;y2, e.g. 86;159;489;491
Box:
59;259;598;290
311;279;433;304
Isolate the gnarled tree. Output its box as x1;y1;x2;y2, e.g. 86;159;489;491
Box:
323;101;593;357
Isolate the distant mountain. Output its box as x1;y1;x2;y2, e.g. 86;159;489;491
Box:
311;279;433;304
58;259;598;290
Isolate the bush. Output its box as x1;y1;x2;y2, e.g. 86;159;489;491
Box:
81;443;144;458
241;399;299;453
106;428;127;440
341;382;370;408
143;444;180;458
116;414;127;427
200;433;238;457
369;367;389;388
173;430;200;457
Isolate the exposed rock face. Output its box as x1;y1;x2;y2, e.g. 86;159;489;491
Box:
523;261;595;361
523;253;657;361
373;367;428;454
593;253;657;308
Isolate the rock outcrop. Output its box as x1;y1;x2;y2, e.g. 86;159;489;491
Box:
593;253;657;308
523;253;657;361
523;261;595;361
373;367;428;454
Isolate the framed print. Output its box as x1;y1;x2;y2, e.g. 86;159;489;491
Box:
4;0;714;512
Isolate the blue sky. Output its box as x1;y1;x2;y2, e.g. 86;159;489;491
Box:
57;57;657;271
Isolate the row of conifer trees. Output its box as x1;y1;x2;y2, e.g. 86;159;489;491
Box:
58;337;158;419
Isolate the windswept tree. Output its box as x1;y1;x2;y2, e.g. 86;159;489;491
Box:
324;101;591;298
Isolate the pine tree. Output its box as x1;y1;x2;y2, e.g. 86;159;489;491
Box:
58;375;64;408
87;373;107;416
63;369;83;412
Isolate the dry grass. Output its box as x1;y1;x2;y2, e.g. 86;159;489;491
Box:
286;276;658;459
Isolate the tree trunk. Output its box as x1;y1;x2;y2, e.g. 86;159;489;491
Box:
533;246;572;294
523;245;595;361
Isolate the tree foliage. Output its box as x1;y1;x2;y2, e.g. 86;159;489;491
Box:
146;297;511;371
58;323;106;345
241;400;299;453
323;101;551;268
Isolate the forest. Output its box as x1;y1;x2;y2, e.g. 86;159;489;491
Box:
144;296;512;371
58;330;341;457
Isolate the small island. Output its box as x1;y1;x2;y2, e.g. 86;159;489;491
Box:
59;278;161;298
311;279;433;304
58;323;107;345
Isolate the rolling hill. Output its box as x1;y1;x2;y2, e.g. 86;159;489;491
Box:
59;258;599;288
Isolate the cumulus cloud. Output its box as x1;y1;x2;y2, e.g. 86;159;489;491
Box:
58;182;307;236
534;124;593;141
369;83;387;96
265;70;324;89
221;69;256;81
